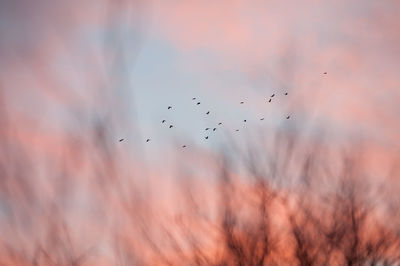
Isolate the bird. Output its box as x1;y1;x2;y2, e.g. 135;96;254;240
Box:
271;94;275;97
206;111;210;115
218;122;222;125
197;102;201;105
168;106;172;110
240;101;244;104
235;129;239;132
324;72;327;75
268;99;272;103
286;115;291;119
205;128;210;131
162;120;166;123
192;97;196;100
119;138;124;142
260;118;264;120
243;119;247;122
205;136;209;140
146;139;151;142
284;92;288;95
213;128;216;131
169;125;173;128
182;145;186;148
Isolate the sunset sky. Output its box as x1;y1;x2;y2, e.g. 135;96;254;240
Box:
1;1;400;264
1;0;399;160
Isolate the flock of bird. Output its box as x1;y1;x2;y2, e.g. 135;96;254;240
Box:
120;93;297;146
118;72;328;147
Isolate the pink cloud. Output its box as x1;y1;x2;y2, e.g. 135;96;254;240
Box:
149;0;400;147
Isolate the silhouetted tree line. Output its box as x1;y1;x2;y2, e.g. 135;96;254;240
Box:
2;97;399;265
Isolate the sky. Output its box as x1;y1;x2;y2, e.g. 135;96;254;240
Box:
1;1;400;264
1;0;400;169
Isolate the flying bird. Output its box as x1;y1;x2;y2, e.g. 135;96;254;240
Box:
243;119;247;122
324;72;327;75
286;115;291;119
162;120;166;123
146;139;151;142
218;122;222;125
119;139;124;142
260;118;264;120
268;99;272;103
206;111;210;115
271;94;275;97
168;106;172;110
182;145;186;148
284;92;288;95
235;129;239;132
205;136;209;140
240;101;244;104
192;97;196;100
169;125;173;128
197;102;201;105
205;128;210;131
213;128;216;131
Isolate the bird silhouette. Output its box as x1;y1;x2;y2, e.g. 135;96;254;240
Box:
284;92;288;95
146;139;151;142
197;102;201;105
235;129;239;132
213;128;216;131
206;111;210;115
218;122;222;125
119;139;124;142
192;97;196;100
182;145;186;148
268;99;272;103
169;125;173;128
205;136;209;139
240;101;244;104
162;120;166;123
168;106;172;109
271;94;275;97
243;119;247;122
286;115;291;119
205;128;210;131
260;118;264;120
324;72;327;75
